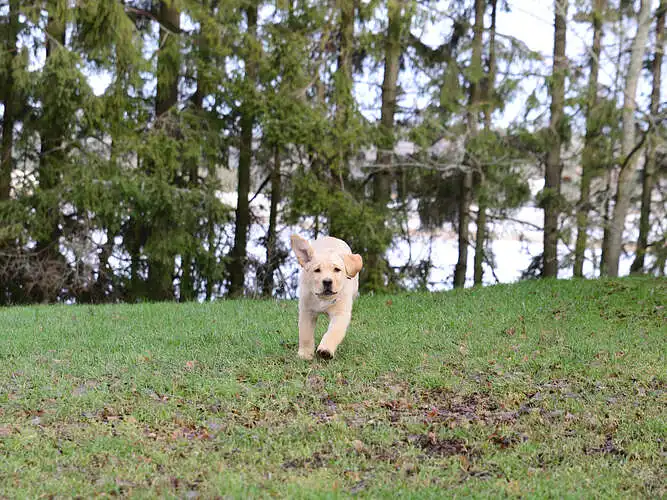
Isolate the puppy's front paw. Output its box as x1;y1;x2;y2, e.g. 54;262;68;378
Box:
316;348;334;360
298;348;314;361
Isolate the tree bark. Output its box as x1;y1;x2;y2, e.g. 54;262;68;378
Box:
543;0;568;278
601;0;652;277
205;192;217;301
453;171;473;288
573;0;605;278
367;0;405;291
600;16;626;275
0;0;19;201
228;3;258;297
454;0;484;289
262;146;281;297
474;0;497;286
630;0;665;274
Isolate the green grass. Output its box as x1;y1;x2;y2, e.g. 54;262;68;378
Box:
0;278;665;498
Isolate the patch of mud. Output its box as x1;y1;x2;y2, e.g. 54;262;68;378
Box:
282;451;328;469
585;435;626;457
381;390;517;427
412;432;476;458
488;431;528;449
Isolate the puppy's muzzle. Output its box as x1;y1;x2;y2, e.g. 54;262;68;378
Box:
320;278;335;296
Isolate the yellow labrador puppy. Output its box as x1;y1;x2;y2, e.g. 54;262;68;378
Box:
290;234;363;360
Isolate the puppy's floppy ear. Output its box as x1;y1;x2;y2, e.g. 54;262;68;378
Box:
291;234;314;267
343;253;363;278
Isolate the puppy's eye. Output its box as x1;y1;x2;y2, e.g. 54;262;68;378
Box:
333;268;342;273
314;268;321;273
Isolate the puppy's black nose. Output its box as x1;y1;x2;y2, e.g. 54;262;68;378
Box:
322;278;333;289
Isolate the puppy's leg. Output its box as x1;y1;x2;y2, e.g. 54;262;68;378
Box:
298;309;317;360
317;313;351;359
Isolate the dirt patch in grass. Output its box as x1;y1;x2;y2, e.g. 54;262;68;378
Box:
585;435;626;457
488;430;528;449
379;388;518;428
282;451;329;470
413;432;476;458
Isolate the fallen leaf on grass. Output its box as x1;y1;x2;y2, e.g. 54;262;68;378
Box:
0;425;13;437
400;462;417;475
351;439;365;453
488;431;527;449
185;360;198;370
100;407;122;422
171;426;211;441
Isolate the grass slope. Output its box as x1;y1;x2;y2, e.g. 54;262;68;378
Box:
0;278;665;498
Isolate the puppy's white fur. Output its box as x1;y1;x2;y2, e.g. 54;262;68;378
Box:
291;235;363;360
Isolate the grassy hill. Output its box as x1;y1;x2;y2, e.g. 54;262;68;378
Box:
0;278;665;498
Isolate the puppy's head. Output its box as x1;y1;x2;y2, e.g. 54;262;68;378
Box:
291;234;363;298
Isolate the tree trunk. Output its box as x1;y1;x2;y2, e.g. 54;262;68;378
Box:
599;168;613;274
573;0;605;278
147;1;180;301
0;0;19;201
367;0;405;291
630;0;665;274
600;18;626;276
155;2;180;118
180;257;195;302
228;4;258;297
474;0;497;286
262;146;281;297
454;0;484;289
543;0;568;278
205;198;216;301
453;172;473;288
601;0;652;277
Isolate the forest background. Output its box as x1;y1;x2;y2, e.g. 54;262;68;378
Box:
0;0;665;304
